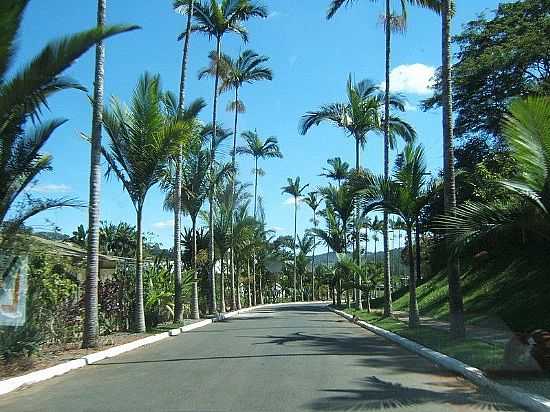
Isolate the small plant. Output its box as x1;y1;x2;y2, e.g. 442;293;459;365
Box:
0;325;43;363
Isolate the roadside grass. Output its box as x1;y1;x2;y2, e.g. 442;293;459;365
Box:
391;261;550;332
339;306;504;371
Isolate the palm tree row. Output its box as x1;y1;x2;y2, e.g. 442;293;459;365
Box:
319;0;465;335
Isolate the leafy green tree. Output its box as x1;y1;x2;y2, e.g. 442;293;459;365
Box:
424;0;550;140
281;177;310;302
193;0;267;314
101;73;189;332
0;0;134;242
435;97;550;269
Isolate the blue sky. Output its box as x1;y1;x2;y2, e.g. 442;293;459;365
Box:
19;0;504;248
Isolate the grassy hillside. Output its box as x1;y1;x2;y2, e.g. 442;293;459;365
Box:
393;259;550;333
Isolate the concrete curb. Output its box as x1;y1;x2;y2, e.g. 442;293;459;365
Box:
0;301;323;397
329;307;550;412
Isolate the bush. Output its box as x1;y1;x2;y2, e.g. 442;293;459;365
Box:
0;324;43;363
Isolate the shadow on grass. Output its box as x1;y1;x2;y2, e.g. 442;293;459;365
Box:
306;376;519;411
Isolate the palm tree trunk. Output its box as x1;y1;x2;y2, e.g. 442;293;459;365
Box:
252;257;257;306
407;225;419;328
252;156;259;306
415;218;422;284
208;36;222;315
236;261;242;310
383;0;393;318
229;87;240;312
230;248;236;311
259;270;264;305
173;0;194;324
191;217;200;319
247;259;252;307
354;137;363;310
83;0;106;349
135;205;146;332
442;0;465;338
220;252;226;312
311;211;316;301
293;197;297;302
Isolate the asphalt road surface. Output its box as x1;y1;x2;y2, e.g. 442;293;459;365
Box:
0;303;521;411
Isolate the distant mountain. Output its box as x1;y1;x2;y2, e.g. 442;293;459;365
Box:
311;248;408;276
34;231;70;242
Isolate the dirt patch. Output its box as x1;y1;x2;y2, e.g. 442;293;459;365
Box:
1;332;149;380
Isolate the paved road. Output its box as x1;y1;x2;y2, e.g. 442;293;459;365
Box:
1;303;520;411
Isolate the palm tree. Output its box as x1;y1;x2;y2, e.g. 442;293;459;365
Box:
162;95;205;320
435;97;550;280
440;0;464;338
237;131;283;219
300;76;415;314
202;49;272;310
178;147;209;319
170;0;196;323
101;73;188;332
321;157;350;187
0;1;135;241
355;143;434;327
282;177;310;301
370;216;383;263
193;0;267;314
238;131;282;305
296;234;317;300
326;0;440;318
303;192;322;300
0;1;135;347
311;208;346;305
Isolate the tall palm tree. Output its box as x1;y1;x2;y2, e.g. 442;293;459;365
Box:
193;0;267;314
0;0;135;346
440;0;464;338
101;73;188;332
170;0;196;323
354;143;434;327
304;191;322;300
200;50;272;309
84;1;139;348
238;131;282;305
311;207;346;305
301;76;415;313
282;177;310;301
237;131;283;218
326;0;440;317
0;1;135;240
321;157;350;187
296;234;317;300
162;94;205;320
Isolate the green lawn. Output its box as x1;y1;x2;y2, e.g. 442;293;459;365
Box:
340;307;504;371
391;261;550;332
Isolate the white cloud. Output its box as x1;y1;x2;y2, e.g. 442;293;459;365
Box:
152;220;174;230
380;63;436;95
270;226;287;234
30;184;72;194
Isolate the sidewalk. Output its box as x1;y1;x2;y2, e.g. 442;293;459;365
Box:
391;310;513;346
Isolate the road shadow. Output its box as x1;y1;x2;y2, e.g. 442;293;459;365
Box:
305;376;519;411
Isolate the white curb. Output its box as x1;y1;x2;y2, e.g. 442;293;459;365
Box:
329;307;550;412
